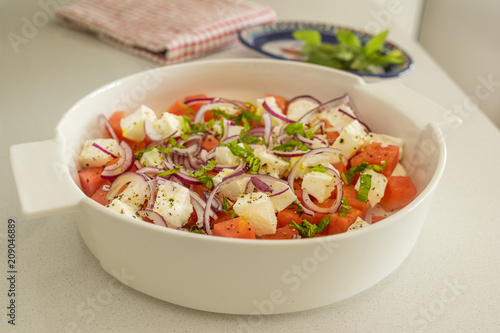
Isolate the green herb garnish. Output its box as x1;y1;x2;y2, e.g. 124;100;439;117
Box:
158;166;183;177
186;225;205;234
221;195;236;218
284;122;315;138
337;198;352;217
272;139;309;152
341;161;386;185
292;29;405;74
190;160;217;189
182;115;207;134
134;145;172;160
239;130;264;145
289;215;330;238
356;173;372;203
310;164;327;173
226;141;261;174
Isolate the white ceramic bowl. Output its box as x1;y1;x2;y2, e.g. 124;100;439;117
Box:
10;59;446;315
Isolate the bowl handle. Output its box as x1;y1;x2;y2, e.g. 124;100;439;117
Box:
9;138;83;219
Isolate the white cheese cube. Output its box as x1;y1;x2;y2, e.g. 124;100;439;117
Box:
254;146;290;178
120;105;157;142
233;192;277;236
212;123;244;139
258;96;285;126
347;217;370;231
106;199;138;219
268;182;297;212
153;182;193;229
366;133;404;159
391;162;407;177
139;147;166;168
215;146;243;167
287;98;320;121
354;169;388;207
302;170;337;203
315;104;357;129
152;112;184;137
213;169;250;201
331;120;367;159
80;138;120;168
112;181;148;211
290;151;344;178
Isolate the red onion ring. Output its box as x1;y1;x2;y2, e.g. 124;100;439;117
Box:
104;171;148;201
136;210;168;228
92;142;118;159
99;114;119;141
262;99;295;123
101;141;134;179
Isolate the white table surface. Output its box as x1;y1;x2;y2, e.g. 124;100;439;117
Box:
1;2;500;333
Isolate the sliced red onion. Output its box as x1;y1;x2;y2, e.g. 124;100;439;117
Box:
269;187;289;197
262;99;295;123
288;95;321;106
101;141;134;179
220;134;239;143
287;147;342;191
172;133;203;156
271;150;309;158
172;171;202;186
338;109;371;133
263;113;272;144
300;168;343;214
136;210;168;228
203;190;222;212
193;98;248;124
251;177;271;192
144;118;178;141
92;142;118;159
297;94;350;125
136;167;163;176
183;97;215;105
99;114;119;141
104;171;148;201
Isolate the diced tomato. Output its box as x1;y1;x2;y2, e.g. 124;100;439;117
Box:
262;225;300;240
107;111;127;141
350;142;399;177
276;206;304;228
371;215;386;223
342;184;369;218
332;162;347;177
326;131;340;142
124;139;148;154
78;167;106;197
167;99;195;120
212;218;256;239
90;180;111;205
328;208;364;235
379;176;417;211
201;134;219;152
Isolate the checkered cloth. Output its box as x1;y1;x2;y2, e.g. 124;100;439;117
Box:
56;0;276;64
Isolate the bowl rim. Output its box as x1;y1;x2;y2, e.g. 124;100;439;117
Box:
238;20;414;79
66;58;445;246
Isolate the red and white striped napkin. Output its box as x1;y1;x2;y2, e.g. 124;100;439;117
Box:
56;0;276;64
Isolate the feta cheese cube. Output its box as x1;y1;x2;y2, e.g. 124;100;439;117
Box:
287;98;320;121
212;123;244;139
213;168;250;201
153;182;193;228
254;146;290;178
233;192;277;236
354;169;388;207
302;170;337;203
347;217;370;231
139;147;166;168
391;162;407;177
152;112;184;138
268;182;297;212
106;199;138;219
80;138;120;168
215;146;243;167
120;105;157;142
290;151;344;179
315;104;357;128
112;181;148;211
331;120;367;159
258;96;285;126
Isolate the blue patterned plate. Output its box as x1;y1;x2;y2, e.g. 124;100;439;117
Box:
238;21;413;79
